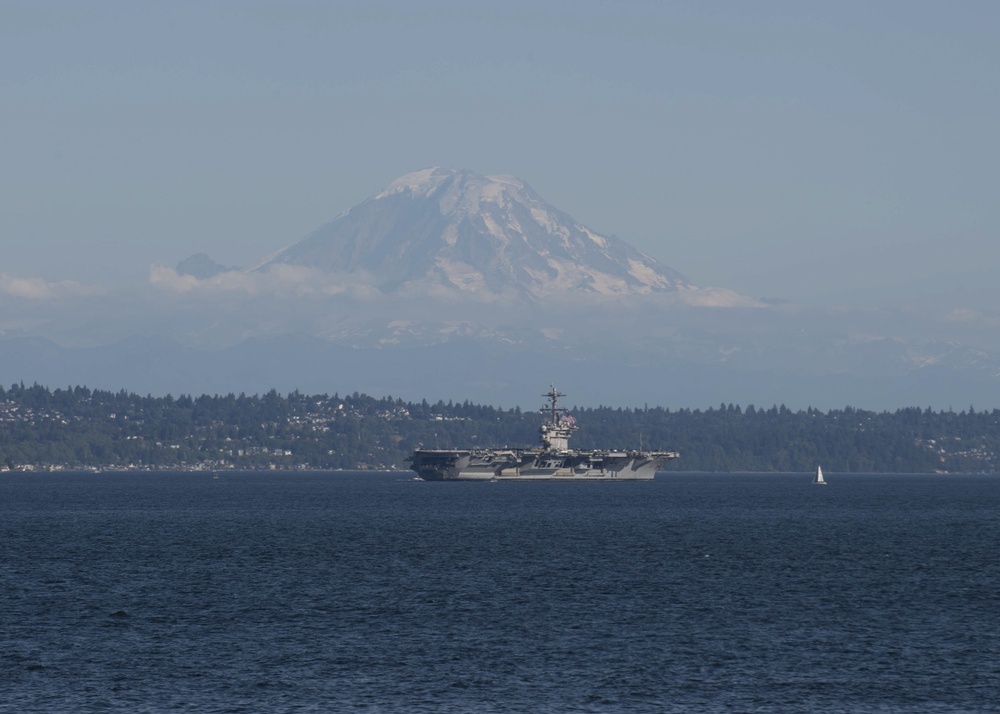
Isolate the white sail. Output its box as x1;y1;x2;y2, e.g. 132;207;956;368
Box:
813;466;827;485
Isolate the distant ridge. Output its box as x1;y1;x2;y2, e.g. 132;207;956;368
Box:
176;253;233;280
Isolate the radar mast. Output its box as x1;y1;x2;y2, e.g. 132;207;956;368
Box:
540;385;575;452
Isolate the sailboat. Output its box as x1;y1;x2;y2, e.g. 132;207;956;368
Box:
813;465;827;486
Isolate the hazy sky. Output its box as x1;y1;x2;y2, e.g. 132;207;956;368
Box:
3;1;998;307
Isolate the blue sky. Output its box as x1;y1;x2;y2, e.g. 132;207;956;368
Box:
3;0;998;307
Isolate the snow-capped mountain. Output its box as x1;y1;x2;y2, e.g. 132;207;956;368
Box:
4;167;999;410
255;167;690;300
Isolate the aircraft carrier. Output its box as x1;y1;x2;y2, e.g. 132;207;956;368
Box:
408;387;679;481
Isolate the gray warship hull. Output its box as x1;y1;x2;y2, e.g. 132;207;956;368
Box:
410;387;677;481
408;448;676;481
408;387;679;481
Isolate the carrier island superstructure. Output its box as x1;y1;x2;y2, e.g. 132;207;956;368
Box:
408;387;679;481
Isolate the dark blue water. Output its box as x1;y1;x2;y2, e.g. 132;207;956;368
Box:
2;472;999;713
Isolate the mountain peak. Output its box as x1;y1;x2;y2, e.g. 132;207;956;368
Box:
176;253;234;280
378;167;524;194
376;167;470;197
376;167;532;216
258;168;690;300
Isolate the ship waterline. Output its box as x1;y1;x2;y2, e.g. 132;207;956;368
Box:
408;388;679;481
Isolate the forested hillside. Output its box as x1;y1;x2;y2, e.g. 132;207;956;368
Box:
1;383;997;473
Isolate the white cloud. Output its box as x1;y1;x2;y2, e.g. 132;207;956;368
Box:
943;308;1000;326
0;274;104;300
676;286;767;309
149;264;256;294
148;263;385;301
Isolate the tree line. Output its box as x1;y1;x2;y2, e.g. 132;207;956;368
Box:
1;383;997;473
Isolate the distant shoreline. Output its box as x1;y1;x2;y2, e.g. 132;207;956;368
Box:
3;467;991;476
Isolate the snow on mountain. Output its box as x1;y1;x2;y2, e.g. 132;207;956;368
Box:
256;167;691;300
